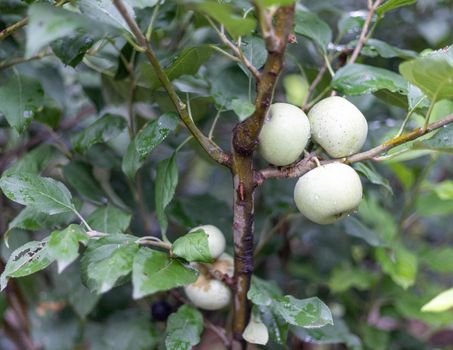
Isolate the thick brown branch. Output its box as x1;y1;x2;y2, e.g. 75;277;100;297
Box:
257;114;453;182
230;5;295;350
112;0;231;167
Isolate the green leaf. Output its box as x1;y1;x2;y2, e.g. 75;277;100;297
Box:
196;2;256;39
51;33;95;67
353;162;393;194
328;265;376;293
332;63;408;95
155;153;178;235
377;0;417;16
231;98;255;121
294;9;332;53
26;3;113;56
271;296;333;328
86;205;132;233
358;197;397;242
63;161;106;204
248;276;282;306
376;245;418;289
255;0;295;6
419;246;453;273
72;114;127;153
411;123;453;153
361;39;418;59
433;180;453;200
3;144;56;176
122;139;143;179
399;47;453;101
239;36;267;75
343;216;384;247
1;240;54;291
0;173;75;215
0;73;44;133
259;305;289;345
81;234;139;294
141;46;214;90
292;319;362;350
172;229;213;263
135;113;179;160
8;207;75;232
421;288;453;312
48;224;88;273
165;305;203;350
78;0;134;33
89;310;158;350
132;248;198;299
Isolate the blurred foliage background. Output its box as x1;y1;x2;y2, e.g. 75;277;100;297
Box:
0;0;453;349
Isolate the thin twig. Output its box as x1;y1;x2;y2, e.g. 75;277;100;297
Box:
302;64;327;110
0;52;52;70
205;17;261;81
348;0;383;64
257;114;453;182
112;0;231;167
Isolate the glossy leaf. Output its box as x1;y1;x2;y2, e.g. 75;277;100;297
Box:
26;2;113;56
412;123;453;153
294;9;332;53
128;0;159;9
377;0;417;16
0;173;75;215
332;63;408;95
0;240;54;291
8;207;75;232
361;39;417;59
78;0;133;33
328;265;376;293
0;73;44;133
353;162;393;194
399;47;453;101
81;234;139;294
155;153;178;235
343;216;384;247
51;33;95;67
135;113;179;160
165;305;203;350
172;229;213;263
239;36;267;75
271;296;333;328
48;224;88;273
248;276;282;306
86;205;132;233
132;248;198;299
231;98;255;121
72;114;127;153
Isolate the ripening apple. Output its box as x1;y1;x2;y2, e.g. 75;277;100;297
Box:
190;224;226;260
184;274;231;310
308;96;368;158
258;103;310;166
294;163;362;224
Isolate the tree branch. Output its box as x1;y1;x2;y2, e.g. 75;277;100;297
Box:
230;4;295;350
112;0;231;167
205;17;261;81
348;0;383;64
0;18;28;42
257;114;453;183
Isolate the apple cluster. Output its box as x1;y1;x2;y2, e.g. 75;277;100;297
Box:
258;97;368;225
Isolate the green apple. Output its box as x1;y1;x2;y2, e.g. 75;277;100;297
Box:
190;224;226;260
308;96;368;158
258;103;310;166
294;163;362;224
242;313;269;345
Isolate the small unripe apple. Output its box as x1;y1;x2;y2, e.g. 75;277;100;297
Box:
242;314;269;345
258;103;310;166
190;225;226;260
308;96;368;158
184;274;231;310
294;163;362;224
